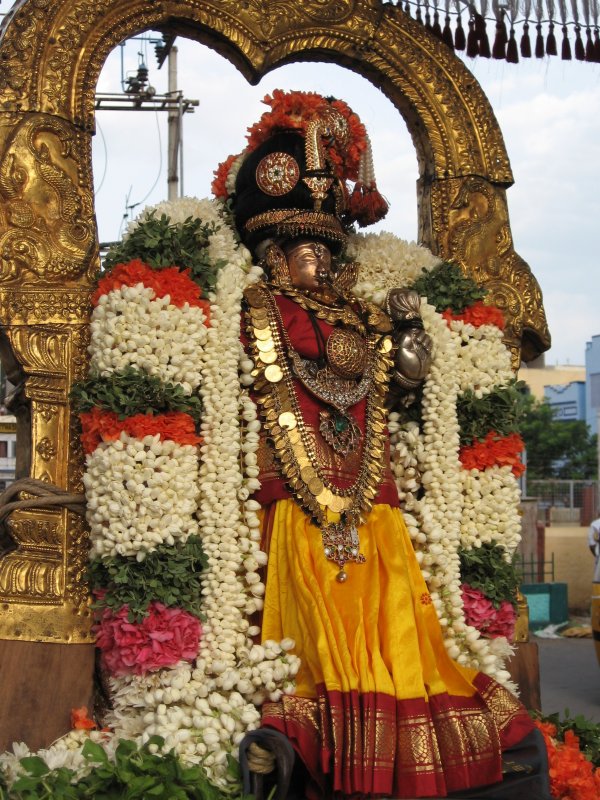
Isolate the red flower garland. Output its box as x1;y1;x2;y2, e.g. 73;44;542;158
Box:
92;259;211;323
95;602;202;676
534;719;600;800
459;431;525;476
80;407;202;454
442;301;505;330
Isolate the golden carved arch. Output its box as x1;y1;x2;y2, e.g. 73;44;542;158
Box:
0;0;550;643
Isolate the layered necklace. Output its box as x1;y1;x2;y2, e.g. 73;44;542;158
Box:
244;281;394;582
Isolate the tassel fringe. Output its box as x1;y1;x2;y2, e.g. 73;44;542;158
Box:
396;0;600;63
348;135;389;228
455;14;467;48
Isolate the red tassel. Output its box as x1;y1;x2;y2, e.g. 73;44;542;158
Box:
594;28;600;61
416;3;423;24
492;15;508;59
535;23;545;57
574;25;585;58
455;15;466;49
442;15;455;48
349;183;389;228
561;25;572;59
432;10;443;38
546;22;557;55
586;27;594;60
475;13;491;57
521;22;532;57
467;18;480;56
425;6;432;30
506;28;519;62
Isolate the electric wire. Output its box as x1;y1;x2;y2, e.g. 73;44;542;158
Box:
118;186;132;241
116;109;163;240
94;118;109;197
128;109;163;211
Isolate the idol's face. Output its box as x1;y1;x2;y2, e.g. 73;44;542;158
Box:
284;239;333;293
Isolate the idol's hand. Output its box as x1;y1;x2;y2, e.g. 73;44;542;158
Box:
393;328;433;386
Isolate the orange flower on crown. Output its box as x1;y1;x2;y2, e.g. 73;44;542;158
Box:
211;153;239;201
245;90;367;181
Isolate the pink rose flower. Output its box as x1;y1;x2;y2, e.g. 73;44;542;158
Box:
461;584;516;642
95;602;201;676
485;599;517;640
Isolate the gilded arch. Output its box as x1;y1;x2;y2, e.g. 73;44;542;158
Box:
0;0;550;643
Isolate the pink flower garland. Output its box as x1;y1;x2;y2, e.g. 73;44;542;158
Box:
461;584;517;640
95;602;202;676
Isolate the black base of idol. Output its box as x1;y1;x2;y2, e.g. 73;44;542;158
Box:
239;728;551;800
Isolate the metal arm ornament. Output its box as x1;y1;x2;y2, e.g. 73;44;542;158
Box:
385;288;433;394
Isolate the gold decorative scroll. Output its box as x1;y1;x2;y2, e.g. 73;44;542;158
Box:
0;0;549;641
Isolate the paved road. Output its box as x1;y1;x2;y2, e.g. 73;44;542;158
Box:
535;636;600;721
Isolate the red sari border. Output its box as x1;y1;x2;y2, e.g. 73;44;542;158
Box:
262;678;534;798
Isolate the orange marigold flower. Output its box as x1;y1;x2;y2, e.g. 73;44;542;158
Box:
80;408;202;454
92;260;211;323
533;718;600;800
245;90;367;181
442;301;505;330
459;431;525;477
71;706;97;731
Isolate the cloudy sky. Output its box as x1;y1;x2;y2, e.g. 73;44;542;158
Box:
92;36;600;367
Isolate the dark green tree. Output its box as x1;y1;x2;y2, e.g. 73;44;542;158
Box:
520;396;598;480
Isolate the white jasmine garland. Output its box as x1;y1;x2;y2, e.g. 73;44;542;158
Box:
84;433;199;559
450;320;514;397
96;199;298;787
348;230;440;305
127;196;225;236
460;466;523;553
90;286;208;394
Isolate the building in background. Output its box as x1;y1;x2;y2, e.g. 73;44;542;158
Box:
585;335;600;436
0;415;16;489
0;362;16;488
544;381;586;422
520;363;586;402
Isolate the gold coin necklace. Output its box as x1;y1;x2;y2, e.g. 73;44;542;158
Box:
243;282;395;582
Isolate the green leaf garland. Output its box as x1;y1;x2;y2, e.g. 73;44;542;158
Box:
459;542;520;609
102;213;225;295
411;261;485;313
457;381;527;446
89;536;207;622
71;369;202;422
